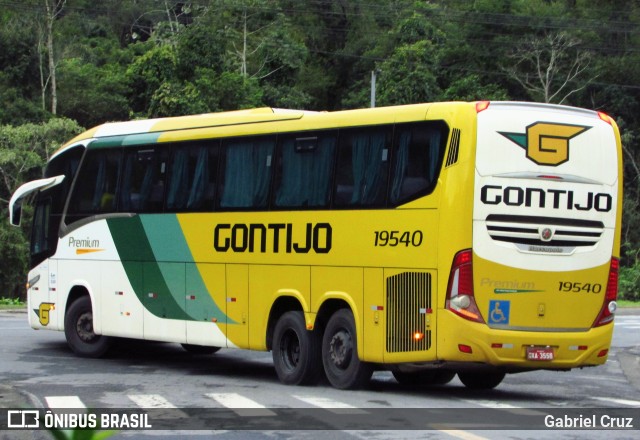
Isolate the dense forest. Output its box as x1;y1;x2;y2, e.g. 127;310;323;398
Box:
0;0;639;300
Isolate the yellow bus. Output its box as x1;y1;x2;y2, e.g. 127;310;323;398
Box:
9;101;622;390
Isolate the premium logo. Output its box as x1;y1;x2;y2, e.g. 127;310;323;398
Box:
499;122;591;166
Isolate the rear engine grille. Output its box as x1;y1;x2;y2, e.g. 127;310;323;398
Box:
386;272;432;353
445;128;461;167
486;214;604;249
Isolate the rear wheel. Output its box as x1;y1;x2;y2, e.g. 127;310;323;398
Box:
64;296;112;358
393;370;456;387
322;308;373;389
457;371;505;390
272;311;322;385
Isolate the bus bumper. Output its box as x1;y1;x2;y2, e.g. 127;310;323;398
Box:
436;310;614;371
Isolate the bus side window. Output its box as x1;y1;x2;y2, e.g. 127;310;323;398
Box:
389;122;448;205
119;147;168;213
166;142;219;211
334;126;390;207
274;131;337;208
66;149;122;224
219;136;275;209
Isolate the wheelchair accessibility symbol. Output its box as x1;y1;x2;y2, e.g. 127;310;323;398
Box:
488;300;510;325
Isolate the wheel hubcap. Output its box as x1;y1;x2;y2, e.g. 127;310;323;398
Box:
281;330;300;370
76;312;97;343
329;329;352;369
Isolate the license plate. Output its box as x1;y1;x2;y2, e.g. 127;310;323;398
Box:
526;346;554;361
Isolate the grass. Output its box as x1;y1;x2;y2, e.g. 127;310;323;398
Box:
0;297;26;310
617;299;640;308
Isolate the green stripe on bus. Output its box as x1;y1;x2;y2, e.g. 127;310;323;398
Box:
90;132;162;149
140;215;232;324
106;216;191;322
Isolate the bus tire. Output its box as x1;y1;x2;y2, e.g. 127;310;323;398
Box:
181;344;221;355
457;371;505;390
322;308;373;389
272;311;322;385
393;370;456;387
64;296;112;358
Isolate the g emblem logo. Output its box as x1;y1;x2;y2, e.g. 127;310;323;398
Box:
36;303;55;326
500;122;590;166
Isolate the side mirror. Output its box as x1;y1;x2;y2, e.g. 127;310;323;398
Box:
8;175;65;226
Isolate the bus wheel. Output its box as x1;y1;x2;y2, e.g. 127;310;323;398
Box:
272;311;322;385
322;309;373;389
457;371;505;390
64;296;112;358
393;370;456;387
181;344;221;355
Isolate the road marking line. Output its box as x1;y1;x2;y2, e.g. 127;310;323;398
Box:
128;394;176;408
206;393;276;417
45;395;86;409
592;397;640;407
432;428;489;440
292;395;367;414
128;394;188;418
460;399;545;416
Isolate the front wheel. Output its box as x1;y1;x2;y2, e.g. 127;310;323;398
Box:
322;309;373;389
457;371;505;390
64;296;112;358
272;311;323;385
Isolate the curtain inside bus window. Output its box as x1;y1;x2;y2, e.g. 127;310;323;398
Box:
119;154;134;211
67;149;120;224
390;123;446;205
390;131;411;203
92;155;108;210
119;148;166;213
167;148;189;209
187;147;209;209
275;133;336;208
221;138;274;208
350;130;387;205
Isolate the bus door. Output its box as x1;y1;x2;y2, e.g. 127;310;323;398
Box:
28;187;62;330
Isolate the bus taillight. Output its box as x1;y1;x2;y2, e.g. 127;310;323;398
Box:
476;101;490;113
446;249;485;323
593;257;619;327
598;111;614;125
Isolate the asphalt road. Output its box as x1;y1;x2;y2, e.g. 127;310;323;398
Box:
0;309;638;440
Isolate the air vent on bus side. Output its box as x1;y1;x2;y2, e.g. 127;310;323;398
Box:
445;128;461;167
386;272;432;353
485;214;604;249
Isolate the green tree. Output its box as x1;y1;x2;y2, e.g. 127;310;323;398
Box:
0;118;83;298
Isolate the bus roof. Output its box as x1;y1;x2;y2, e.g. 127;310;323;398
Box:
52;103;453;159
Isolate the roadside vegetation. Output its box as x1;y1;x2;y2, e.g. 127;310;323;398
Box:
1;1;639;303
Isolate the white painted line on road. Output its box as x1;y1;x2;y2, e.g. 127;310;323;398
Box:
206;393;276;417
128;394;176;408
45;395;86;409
592;396;640;407
459;399;545;416
128;394;188;419
292;395;367;414
433;428;489;440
